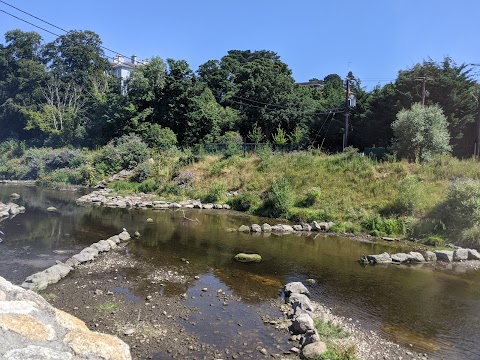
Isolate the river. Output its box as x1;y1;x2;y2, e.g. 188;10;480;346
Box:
1;184;479;359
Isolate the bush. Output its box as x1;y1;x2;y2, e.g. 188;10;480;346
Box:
38;168;84;185
422;235;445;247
299;187;322;207
391;177;424;215
264;177;293;218
458;226;480;249
228;192;259;212
140;124;177;151
203;182;226;203
110;181;139;192
133;162;153;183
362;214;411;236
138;179;157;193
440;180;480;230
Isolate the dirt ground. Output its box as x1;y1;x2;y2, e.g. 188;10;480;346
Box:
45;244;431;360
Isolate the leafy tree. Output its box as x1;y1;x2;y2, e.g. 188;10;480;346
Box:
392;103;451;162
0;30;47;142
248;122;265;144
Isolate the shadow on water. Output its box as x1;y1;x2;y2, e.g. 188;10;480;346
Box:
1;185;480;359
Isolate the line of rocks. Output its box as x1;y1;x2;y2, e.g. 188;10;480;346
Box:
280;282;327;360
231;221;334;234
21;230;131;291
0;275;131;360
361;247;480;265
0;201;25;220
0;180;36;185
76;189;231;210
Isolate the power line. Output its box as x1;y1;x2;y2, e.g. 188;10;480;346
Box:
0;1;136;66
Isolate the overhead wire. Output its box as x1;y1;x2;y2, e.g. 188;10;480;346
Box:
0;1;137;67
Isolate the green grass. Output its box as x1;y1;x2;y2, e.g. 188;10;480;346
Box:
97;301;119;312
315;345;357;360
314;319;350;340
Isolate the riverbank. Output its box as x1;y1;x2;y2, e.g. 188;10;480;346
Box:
3;144;480;247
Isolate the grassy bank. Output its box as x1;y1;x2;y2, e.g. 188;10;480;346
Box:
2;138;480;248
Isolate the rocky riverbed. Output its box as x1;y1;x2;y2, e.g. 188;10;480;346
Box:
40;245;428;360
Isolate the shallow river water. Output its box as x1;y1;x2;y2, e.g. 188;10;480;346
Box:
1;185;480;359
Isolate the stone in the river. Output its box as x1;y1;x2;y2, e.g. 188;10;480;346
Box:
434;250;454;262
453;249;469;261
284;282;310;297
234;253;261;263
366;252;391;264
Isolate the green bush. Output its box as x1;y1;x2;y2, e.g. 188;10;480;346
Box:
133;162;153;183
203;182;226;203
440;180;480;230
264;177;293;218
38;168;84;185
299;187;322;207
110;181;139;192
314;319;350;339
391;176;424;215
362;214;411;236
458;226;480;249
138;179;157;193
423;235;445;247
228;192;259;212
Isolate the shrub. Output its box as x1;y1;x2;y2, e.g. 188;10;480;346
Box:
133;162;153;183
299;187;322;207
115;134;150;170
140;124;177;151
423;235;445;247
228;192;259;212
38;168;84;185
264;177;293;218
440;180;480;230
314;319;350;339
110;181;139;192
203;182;226;203
391;177;424;215
138;179;157;193
458;226;480;249
362;214;411;236
174;171;195;188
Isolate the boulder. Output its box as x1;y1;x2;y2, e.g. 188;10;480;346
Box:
261;223;272;232
468;249;480;260
434;250;454;262
118;231;131;241
10;193;20;199
238;225;250;233
213;204;223;209
108;235;120;244
251;224;262;233
291;313;315;334
293;225;303;231
366;252;391;264
202;204;214;209
422;251;437;262
453;249;469;261
146;218;154;223
223;204;231;210
301;329;320;347
391;253;412;263
234;253;261;263
46;207;57;212
301;223;312;232
302;341;327;360
284;282;310;297
288;293;314;311
409;252;425;262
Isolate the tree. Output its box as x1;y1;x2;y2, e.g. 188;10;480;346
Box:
392;103;451;162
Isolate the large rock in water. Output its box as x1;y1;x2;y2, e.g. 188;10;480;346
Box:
391;253;412;263
287;293;314;312
284;282;310;297
434;250;454;262
453;249;469;261
291;313;315;334
422;251;437;262
468;249;480;260
234;253;261;263
409;252;425;262
238;225;250;233
302;341;327;360
0;275;132;359
366;252;391;264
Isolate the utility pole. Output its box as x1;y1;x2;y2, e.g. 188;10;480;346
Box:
343;78;350;151
415;77;433;105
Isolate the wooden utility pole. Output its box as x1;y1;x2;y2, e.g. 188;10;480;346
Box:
343;78;350;151
415;77;433;105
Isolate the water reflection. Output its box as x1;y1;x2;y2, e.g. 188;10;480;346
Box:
1;185;480;359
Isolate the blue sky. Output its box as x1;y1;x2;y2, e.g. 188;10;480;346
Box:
1;0;478;89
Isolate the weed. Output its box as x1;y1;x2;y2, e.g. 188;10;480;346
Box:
316;345;357;360
314;319;350;339
422;235;445;247
97;301;119;312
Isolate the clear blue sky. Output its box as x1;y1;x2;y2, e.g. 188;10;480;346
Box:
1;0;479;88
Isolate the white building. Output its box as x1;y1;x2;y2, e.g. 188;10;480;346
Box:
111;55;147;94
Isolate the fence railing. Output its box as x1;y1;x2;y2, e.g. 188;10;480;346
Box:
201;142;296;155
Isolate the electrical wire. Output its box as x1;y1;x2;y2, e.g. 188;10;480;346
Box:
0;1;136;66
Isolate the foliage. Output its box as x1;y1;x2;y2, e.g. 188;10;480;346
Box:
388;177;424;215
422;235;445;247
315;346;357;360
272;126;288;145
228;192;259;212
263;177;293;218
392;103;451;163
138;179;157;193
458;226;480;249
314;319;350;339
362;214;411;237
203;182;226;203
248;123;265;143
440;180;480;230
